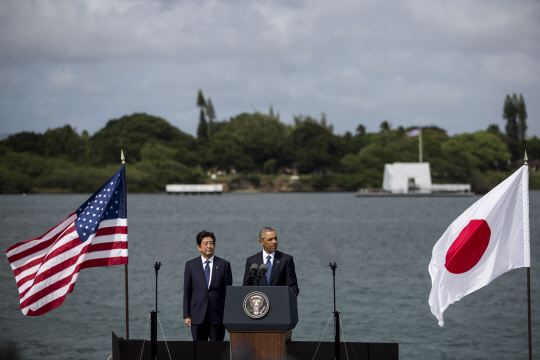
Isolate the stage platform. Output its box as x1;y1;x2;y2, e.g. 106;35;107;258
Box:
112;332;398;360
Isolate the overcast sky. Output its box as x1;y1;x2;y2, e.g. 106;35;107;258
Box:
1;0;539;139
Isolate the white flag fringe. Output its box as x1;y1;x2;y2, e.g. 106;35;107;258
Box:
428;165;529;326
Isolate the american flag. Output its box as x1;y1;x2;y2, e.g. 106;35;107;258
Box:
407;127;420;137
5;165;128;316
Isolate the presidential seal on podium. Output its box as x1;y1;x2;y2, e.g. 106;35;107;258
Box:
243;291;270;319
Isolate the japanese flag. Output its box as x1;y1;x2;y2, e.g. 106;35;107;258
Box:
428;166;530;326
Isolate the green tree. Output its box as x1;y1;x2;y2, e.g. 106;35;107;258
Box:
486;124;501;135
319;112;333;133
503;94;519;140
440;131;511;181
357;143;396;170
379;120;391;133
2;126;87;162
90;113;196;165
206;98;216;122
135;142;203;190
196;89;208;141
503;93;527;160
340;153;363;173
411;126;449;164
336;142;392;189
197;108;208;141
224;112;288;170
3;131;46;155
268;104;280;121
419;128;450;181
349;125;372;154
293;114;333;133
342;131;355;154
196;89;206;109
263;158;277;174
205;98;216;140
517;93;527;144
525;136;540;163
205;131;255;172
269;105;275;119
355;124;366;136
43;125;86;161
286;117;344;175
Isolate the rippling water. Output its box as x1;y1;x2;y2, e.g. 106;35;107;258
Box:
0;192;538;359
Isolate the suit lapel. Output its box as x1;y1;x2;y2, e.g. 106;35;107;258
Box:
196;257;207;286
209;256;222;289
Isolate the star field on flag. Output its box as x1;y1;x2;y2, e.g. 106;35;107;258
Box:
75;169;126;243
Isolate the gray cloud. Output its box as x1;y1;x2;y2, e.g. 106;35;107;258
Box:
1;0;539;138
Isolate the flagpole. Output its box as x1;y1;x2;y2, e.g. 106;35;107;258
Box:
527;267;531;360
122;150;129;340
524;151;531;360
419;126;423;163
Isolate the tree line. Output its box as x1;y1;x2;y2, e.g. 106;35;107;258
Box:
1;91;538;194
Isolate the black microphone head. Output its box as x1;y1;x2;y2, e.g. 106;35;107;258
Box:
250;263;259;274
259;263;268;275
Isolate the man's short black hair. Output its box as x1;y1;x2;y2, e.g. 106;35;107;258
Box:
259;227;276;240
196;230;216;246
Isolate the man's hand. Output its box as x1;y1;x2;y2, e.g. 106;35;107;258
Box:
184;317;191;327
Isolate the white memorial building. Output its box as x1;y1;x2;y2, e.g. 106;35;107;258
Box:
381;162;471;195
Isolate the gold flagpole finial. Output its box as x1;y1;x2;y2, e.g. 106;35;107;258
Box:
121;150;125;164
524;151;528;166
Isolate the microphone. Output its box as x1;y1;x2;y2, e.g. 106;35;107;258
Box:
259;263;268;277
250;263;259;278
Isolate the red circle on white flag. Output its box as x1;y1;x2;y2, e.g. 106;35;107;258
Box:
445;219;491;274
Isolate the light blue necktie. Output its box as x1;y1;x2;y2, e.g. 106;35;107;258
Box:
204;260;211;287
266;255;272;284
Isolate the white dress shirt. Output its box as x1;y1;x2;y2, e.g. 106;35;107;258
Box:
262;250;275;267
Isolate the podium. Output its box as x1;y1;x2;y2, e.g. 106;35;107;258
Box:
224;286;298;360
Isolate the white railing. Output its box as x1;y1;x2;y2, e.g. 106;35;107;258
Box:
430;184;471;193
165;184;223;193
357;184;471;194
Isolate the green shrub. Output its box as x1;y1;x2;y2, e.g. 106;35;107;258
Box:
0;168;33;193
311;176;331;190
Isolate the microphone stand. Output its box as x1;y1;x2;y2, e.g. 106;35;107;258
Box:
146;235;185;360
251;271;260;285
151;261;161;360
330;262;340;360
259;270;267;284
309;238;343;360
250;265;267;285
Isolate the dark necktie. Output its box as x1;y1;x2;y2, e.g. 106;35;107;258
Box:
266;255;272;284
204;260;210;287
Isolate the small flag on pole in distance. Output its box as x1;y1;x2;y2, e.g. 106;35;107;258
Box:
407;128;420;137
5;165;128;316
428;165;529;326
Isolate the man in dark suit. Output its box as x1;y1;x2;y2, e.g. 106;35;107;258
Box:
183;230;233;341
242;227;299;296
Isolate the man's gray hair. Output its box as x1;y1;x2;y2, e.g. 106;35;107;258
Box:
259;227;276;240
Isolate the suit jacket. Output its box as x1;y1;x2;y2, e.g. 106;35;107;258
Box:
242;250;299;296
183;256;233;325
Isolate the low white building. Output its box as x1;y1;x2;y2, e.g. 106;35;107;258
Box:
382;163;471;194
382;163;432;194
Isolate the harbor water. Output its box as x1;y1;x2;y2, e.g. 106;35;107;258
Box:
0;192;538;359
